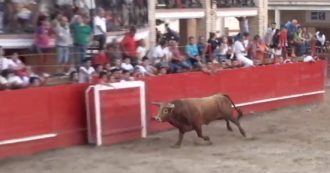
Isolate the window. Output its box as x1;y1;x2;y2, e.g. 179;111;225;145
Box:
310;11;326;21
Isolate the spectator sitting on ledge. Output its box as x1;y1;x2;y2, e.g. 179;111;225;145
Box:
3;69;24;89
185;36;202;68
121;57;134;72
0;73;8;90
158;64;169;76
69;71;79;84
121;70;134;82
92;49;110;67
135;57;156;77
110;68;123;83
168;40;192;73
29;77;42;87
79;59;96;83
95;71;108;84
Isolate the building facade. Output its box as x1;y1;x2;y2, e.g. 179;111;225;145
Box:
151;0;268;46
268;0;330;35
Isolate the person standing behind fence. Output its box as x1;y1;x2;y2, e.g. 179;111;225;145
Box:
71;15;93;64
34;18;54;54
93;8;107;51
121;26;138;65
55;16;73;65
315;31;326;53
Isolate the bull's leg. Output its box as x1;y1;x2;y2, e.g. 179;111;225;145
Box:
193;125;210;141
229;118;246;137
172;130;184;148
226;119;233;132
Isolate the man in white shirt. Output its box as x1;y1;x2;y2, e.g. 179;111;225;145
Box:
234;35;254;67
93;8;107;50
79;60;96;83
136;57;156;76
0;47;15;71
121;57;134;72
137;39;147;62
316;31;326;53
150;40;170;67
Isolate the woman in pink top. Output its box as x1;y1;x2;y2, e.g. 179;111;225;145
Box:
34;18;54;70
34;19;54;53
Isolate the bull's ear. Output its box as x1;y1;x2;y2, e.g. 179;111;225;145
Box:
167;103;175;108
152;102;163;106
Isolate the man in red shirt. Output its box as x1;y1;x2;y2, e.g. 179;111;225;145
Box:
92;49;110;67
121;26;138;65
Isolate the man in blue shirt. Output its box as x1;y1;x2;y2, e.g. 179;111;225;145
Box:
285;19;298;39
185;36;201;68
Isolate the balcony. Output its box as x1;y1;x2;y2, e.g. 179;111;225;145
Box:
214;0;255;8
155;0;205;19
156;0;203;9
269;0;330;6
214;0;257;17
268;0;330;10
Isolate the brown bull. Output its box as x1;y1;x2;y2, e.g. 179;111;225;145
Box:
152;93;246;147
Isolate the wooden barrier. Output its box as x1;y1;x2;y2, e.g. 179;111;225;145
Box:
0;84;89;158
146;61;326;133
0;61;327;159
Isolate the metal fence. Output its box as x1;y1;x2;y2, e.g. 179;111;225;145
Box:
214;0;255;8
156;0;203;9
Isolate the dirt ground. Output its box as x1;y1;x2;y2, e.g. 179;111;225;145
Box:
1;90;330;173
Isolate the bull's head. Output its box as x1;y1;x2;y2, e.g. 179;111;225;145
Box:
152;102;175;122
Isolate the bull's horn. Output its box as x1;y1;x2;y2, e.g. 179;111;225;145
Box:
167;103;175;108
151;102;162;106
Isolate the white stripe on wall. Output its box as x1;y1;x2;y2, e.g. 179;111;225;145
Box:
235;90;325;107
0;133;57;146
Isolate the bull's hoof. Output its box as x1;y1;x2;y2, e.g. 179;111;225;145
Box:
171;144;181;149
194;140;213;146
203;136;210;141
245;134;256;140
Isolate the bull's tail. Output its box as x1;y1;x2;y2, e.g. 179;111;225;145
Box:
224;94;243;120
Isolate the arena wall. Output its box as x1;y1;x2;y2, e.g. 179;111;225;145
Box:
0;61;327;159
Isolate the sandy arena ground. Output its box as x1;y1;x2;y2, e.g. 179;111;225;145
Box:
1;90;330;173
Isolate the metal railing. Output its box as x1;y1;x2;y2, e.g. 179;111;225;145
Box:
214;0;255;8
156;0;203;9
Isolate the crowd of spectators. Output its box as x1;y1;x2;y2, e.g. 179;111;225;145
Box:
0;0;148;34
263;19;327;63
0;16;327;90
0;47;47;90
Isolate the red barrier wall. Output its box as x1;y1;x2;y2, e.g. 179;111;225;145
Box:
99;88;142;145
0;84;89;158
0;61;326;159
146;61;326;133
